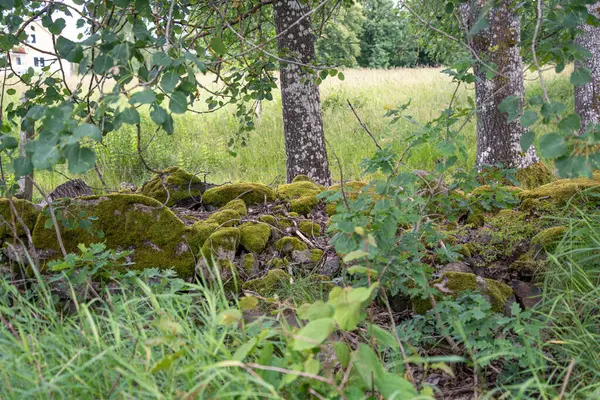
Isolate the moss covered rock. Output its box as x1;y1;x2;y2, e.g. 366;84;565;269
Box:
292;175;312;183
299;220;321;237
205;209;241;227
243;253;256;273
32;194;198;277
188;222;219;251
203;183;275;207
515;162;555;189
310;249;324;262
509;253;545;273
0;198;39;238
242;269;290;296
518;178;600;205
201;227;240;261
139;167;206;207
413;272;514;314
239;222;271;253
277;181;325;216
221;199;248;216
531;226;567;250
275;236;308;254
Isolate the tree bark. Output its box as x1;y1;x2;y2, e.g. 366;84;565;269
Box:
273;0;331;186
575;2;600;130
462;0;539;169
17;94;33;201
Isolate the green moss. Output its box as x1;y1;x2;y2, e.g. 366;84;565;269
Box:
518;178;600;205
531;226;567;250
243;253;256;273
509;253;545;273
139;167;204;207
205;209;241;227
268;257;286;269
258;215;277;226
0;198;39;238
201;227;240;260
329;181;367;192
310;249;324;262
298;220;322;237
413;272;514;314
292;175;312;183
188;221;219;252
242;269;290;296
288;212;300;218
274;236;308;254
290;195;319;216
239;222;271;253
515;162;555;189
32;194;196;277
325;203;338;216
277;181;324;201
519;198;559;215
203;183;275;207
221;199;248;216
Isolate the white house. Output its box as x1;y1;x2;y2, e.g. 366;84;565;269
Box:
10;21;73;77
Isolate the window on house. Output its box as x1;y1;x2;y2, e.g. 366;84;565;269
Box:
15;57;21;65
33;57;44;67
30;34;36;44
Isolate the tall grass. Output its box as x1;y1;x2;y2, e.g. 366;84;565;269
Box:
19;67;571;198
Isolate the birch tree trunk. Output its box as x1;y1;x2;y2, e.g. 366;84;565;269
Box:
273;0;331;186
575;2;600;130
462;0;539;169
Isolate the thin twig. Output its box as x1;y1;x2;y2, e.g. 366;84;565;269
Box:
347;100;381;150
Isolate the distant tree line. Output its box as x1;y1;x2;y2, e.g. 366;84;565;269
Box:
316;0;464;68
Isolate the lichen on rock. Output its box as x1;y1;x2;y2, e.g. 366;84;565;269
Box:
239;222;271;253
203;183;275;207
139;167;206;207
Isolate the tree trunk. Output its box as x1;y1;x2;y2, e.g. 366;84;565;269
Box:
575;3;600;130
462;0;539;169
17;94;33;201
273;0;331;186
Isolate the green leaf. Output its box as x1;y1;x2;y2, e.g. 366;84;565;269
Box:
343;250;369;263
71;123;102;143
1;136;17;149
469;12;489;37
498;95;521;123
297;301;334;321
161;71;179;93
65;144;96;174
520;130;535;153
328;284;378;331
555;155;591;178
558;114;581;134
6;88;15;95
541;102;566;120
366;323;398;349
25;105;46;120
152;51;172;67
93;54;114;74
570;67;592;86
12;157;32;178
233;337;259;361
0;0;14;10
56;37;83;63
111;43;131;64
150;105;168;125
218;309;241;325
334;341;350;368
129;90;156;105
539;132;568;159
292;318;335;351
150;351;183;373
239;296;259;310
118;107;140;125
49;18;66;35
162;114;174;135
520;110;538;127
210;37;227;55
169;91;187;114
